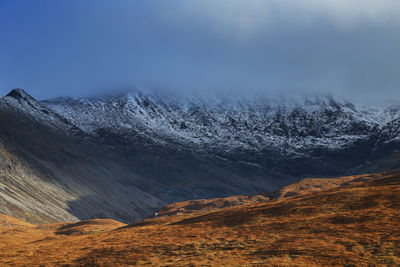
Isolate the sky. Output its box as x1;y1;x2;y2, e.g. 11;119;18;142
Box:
0;0;400;100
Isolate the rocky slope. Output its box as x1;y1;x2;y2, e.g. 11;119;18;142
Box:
0;90;164;223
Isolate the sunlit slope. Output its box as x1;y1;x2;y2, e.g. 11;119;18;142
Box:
155;172;389;217
1;171;399;266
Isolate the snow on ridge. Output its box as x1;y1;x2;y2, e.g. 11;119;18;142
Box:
0;90;79;132
40;91;400;153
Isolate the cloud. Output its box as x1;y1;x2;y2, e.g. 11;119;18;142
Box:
161;0;400;40
0;0;399;101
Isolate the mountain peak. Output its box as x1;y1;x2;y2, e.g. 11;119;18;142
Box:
6;88;36;101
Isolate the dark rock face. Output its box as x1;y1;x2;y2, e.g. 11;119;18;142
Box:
6;88;34;101
180;121;188;129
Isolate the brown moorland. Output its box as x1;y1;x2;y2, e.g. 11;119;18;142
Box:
157;172;386;217
1;171;400;266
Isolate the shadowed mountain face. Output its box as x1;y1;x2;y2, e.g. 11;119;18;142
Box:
0;88;400;223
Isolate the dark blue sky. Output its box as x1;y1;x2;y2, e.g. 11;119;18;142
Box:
1;0;400;100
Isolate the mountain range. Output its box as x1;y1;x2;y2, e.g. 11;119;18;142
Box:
1;88;400;223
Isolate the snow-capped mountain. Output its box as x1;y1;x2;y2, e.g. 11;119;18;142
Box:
1;88;400;224
42;90;400;157
0;89;80;132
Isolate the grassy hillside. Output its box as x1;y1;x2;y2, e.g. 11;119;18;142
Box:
1;171;399;266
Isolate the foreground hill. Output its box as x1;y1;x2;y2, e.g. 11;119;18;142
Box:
1;171;399;266
155;172;387;217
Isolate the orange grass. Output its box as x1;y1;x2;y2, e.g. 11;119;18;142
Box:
1;171;400;266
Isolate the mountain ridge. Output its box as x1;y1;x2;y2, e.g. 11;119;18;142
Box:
41;89;400;174
0;88;400;224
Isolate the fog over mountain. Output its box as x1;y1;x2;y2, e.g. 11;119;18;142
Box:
1;0;400;100
2;2;400;265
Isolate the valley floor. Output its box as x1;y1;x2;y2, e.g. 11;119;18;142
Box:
1;171;400;266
